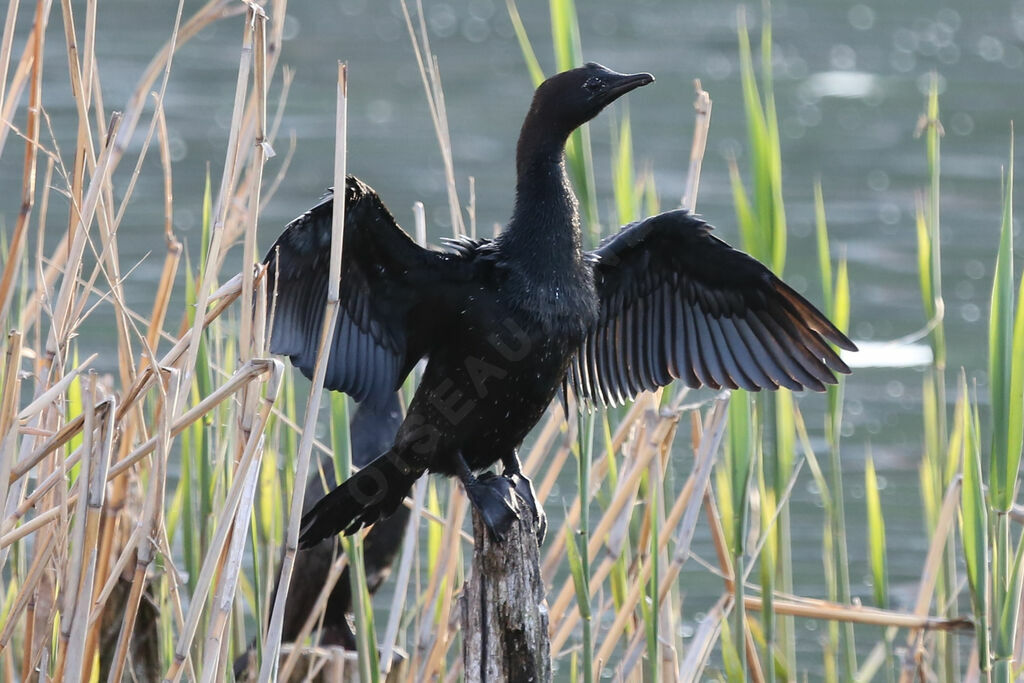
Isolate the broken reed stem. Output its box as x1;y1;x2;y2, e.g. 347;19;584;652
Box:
258;60;348;683
200;16;271;668
64;391;114;681
681;80;711;211
52;382;98;681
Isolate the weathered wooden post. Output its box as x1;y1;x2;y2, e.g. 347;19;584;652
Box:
461;499;551;682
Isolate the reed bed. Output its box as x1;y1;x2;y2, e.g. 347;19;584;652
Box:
0;1;1019;681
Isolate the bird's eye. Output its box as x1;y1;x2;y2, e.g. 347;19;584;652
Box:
583;77;603;93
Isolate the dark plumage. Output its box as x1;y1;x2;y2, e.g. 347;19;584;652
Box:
263;63;856;547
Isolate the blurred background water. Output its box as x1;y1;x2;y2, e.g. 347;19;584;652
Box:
2;0;1023;674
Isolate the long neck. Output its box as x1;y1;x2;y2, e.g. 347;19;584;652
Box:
501;115;582;264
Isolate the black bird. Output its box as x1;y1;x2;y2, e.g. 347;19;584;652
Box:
264;63;856;547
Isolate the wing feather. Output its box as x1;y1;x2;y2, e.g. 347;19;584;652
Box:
265;175;477;406
571;209;856;406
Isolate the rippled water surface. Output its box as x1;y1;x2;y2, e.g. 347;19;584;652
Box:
2;0;1023;674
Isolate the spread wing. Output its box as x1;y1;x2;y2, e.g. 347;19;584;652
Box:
265;176;467;406
570;209;857;406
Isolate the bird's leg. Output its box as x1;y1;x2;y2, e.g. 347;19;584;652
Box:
501;451;547;544
455;452;518;543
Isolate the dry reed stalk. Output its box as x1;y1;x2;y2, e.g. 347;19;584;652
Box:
898;474;963;682
22;394;65;676
165;360;282;682
199;12;273;662
591;400;728;673
115;272;243;412
540;397;650;578
695;448;766;679
113;0;239;165
95;106;181;677
258;60;348;683
4;354;270;538
549;407;679;652
104;366;177;683
379;476;428;673
468;176;476;239
172;3;256;442
0;0;45;326
0;539;53;660
0;34;34;160
52;383;99;680
144;103;180;355
618;416;735;679
0;331;24;519
111;357;280;477
0;495;78;548
16;351;96;422
401;0;465;237
0;0;21;114
277;553;349;680
239;10;270;444
743;594;973;631
681;80;711;211
45;112;120;360
201;436;264;681
64;391;115;680
679;592;732;682
414;199;426;246
57;0;93;256
415;489;468;679
520;403;573;500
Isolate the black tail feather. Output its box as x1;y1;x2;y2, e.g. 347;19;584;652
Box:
299;449;420;548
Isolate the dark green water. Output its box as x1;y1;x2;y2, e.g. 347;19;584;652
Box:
3;0;1023;676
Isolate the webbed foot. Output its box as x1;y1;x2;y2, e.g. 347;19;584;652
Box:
463;471;519;543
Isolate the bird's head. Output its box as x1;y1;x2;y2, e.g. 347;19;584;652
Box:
528;63;654;134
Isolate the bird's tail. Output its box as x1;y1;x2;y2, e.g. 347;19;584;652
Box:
299;449;420;548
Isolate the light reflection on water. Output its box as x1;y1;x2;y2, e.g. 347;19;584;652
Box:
1;0;1022;674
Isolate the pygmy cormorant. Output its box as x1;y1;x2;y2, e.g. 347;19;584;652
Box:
263;63;856;547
